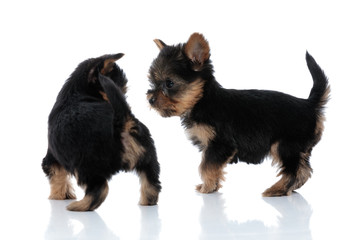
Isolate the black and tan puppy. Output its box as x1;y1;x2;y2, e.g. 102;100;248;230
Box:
147;33;329;196
42;53;161;211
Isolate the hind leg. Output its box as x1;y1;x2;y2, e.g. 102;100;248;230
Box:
67;176;109;211
263;142;312;197
136;153;161;205
42;151;76;200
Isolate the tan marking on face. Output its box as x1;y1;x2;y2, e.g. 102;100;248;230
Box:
139;172;159;205
148;90;177;117
48;165;76;200
121;118;145;170
173;78;205;116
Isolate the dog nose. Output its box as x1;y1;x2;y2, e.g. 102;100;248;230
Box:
149;96;156;105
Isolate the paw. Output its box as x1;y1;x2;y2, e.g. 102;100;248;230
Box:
49;190;76;200
196;183;220;194
139;193;159;206
66;195;94;211
67;200;91;212
262;187;290;197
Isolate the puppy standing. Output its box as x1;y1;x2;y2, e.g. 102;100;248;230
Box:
147;33;329;196
42;54;161;211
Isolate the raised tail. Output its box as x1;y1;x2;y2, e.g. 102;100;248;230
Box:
98;73;131;129
306;51;330;109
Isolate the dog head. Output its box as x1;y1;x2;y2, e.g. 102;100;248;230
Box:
147;33;211;117
70;53;127;97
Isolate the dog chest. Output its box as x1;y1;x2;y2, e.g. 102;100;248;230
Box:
185;123;215;150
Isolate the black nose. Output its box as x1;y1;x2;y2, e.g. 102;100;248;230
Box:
149;96;156;105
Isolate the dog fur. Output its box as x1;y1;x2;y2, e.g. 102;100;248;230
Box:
147;33;329;196
42;53;161;211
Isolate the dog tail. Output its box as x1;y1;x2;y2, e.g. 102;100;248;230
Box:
98;73;131;128
306;51;330;110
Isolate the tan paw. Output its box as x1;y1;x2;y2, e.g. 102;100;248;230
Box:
66;195;93;211
262;187;290;197
196;183;220;193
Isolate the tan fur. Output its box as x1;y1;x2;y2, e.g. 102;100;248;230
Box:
184;33;210;71
262;174;293;197
270;142;281;168
314;86;330;142
265;144;313;197
101;59;115;75
121;119;145;170
48;165;76;200
185;123;216;149
67;182;109;211
173;78;205;116
99;91;109;102
154;91;177;117
148;78;205;117
154;39;165;50
197;151;236;193
139;172;159;205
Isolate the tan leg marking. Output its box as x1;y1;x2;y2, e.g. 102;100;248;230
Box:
265;143;313;197
139;173;159;206
49;165;76;200
67;181;109;211
121;119;145;171
196;151;236;193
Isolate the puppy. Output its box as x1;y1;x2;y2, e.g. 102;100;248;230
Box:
147;33;329;196
42;53;161;211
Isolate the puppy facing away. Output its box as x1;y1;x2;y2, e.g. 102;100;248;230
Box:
147;33;329;197
42;53;161;211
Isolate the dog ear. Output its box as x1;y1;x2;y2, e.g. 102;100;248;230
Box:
101;53;124;75
154;39;167;50
184;33;210;71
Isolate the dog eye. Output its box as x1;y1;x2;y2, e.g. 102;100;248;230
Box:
165;79;174;89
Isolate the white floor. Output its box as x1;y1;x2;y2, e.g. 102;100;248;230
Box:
1;156;359;240
1;1;360;239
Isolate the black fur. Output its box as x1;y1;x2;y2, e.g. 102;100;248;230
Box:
147;33;329;196
42;54;161;211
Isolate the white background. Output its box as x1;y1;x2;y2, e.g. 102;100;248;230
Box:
0;0;359;239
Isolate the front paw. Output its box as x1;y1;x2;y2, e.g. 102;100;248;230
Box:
196;183;220;193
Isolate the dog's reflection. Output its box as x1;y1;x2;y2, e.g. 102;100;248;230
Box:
139;205;161;238
199;192;312;239
45;200;119;240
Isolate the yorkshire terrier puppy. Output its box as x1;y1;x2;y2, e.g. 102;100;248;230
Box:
42;53;161;211
147;33;329;196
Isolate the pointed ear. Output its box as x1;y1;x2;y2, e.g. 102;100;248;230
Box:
154;39;167;50
101;53;124;75
184;33;210;71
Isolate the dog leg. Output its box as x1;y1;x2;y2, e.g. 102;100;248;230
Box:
196;144;236;193
196;159;226;193
42;152;76;200
67;176;108;211
136;158;161;206
138;172;161;205
263;143;312;197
